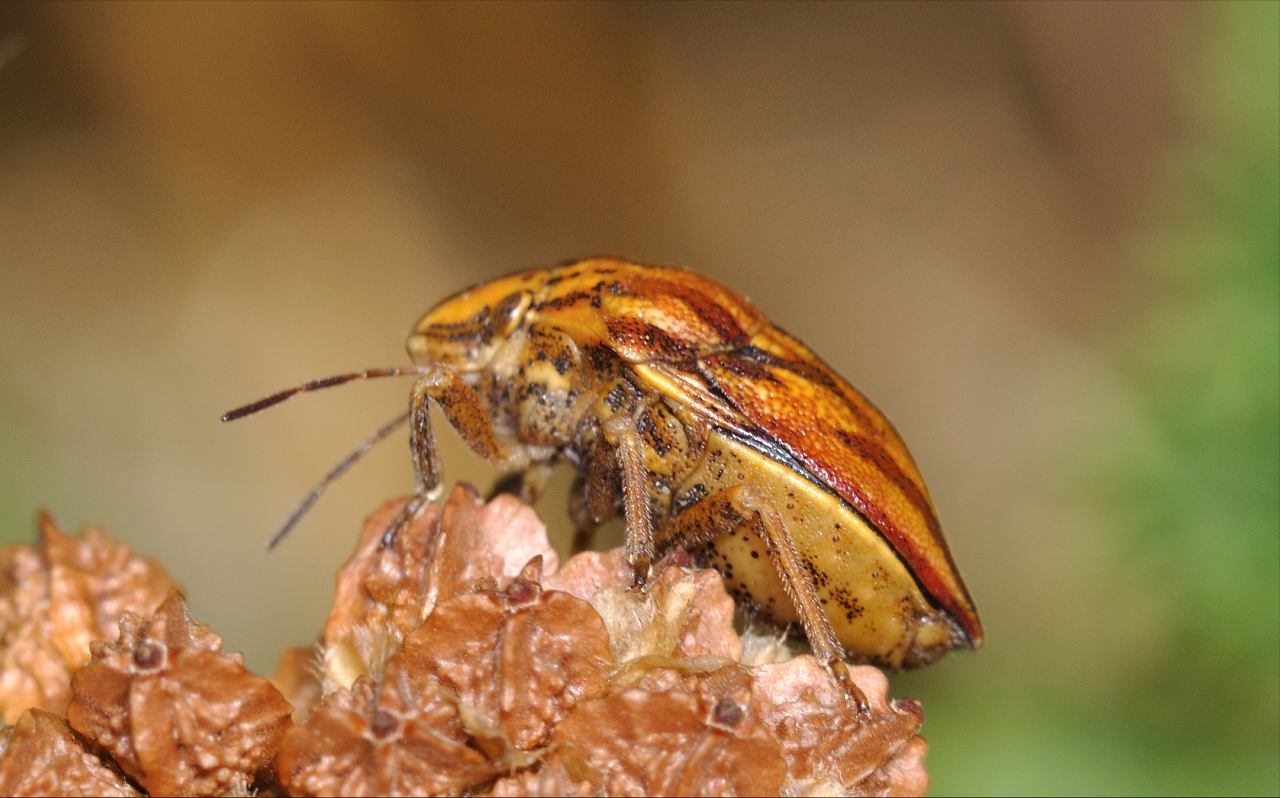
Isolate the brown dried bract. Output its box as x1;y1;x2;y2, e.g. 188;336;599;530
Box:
322;485;559;690
550;687;787;797
277;673;495;797
0;709;139;797
487;757;597;797
0;513;177;723
66;591;292;797
396;557;614;752
540;545;632;600
750;658;929;796
546;549;744;694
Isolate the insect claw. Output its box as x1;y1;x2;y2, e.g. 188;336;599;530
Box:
629;557;651;590
630;570;648;591
380;493;428;549
830;660;871;717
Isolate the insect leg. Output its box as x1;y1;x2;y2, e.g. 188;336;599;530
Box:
743;492;870;716
568;476;595;552
583;439;621;523
377;374;445;548
416;365;514;464
604;413;654;588
409;374;444;497
384;364;528;547
414;362;538;487
518;461;556;503
660;485;869;714
569;442;622;552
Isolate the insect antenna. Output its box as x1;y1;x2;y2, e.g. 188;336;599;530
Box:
265;410;411;550
222;367;429;548
221;367;425;422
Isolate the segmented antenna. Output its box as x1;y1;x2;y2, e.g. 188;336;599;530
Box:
221;367;424;422
222;367;427;548
264;411;410;550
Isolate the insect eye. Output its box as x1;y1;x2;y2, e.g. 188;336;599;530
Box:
492;291;533;337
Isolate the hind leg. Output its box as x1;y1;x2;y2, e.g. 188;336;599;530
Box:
660;484;869;714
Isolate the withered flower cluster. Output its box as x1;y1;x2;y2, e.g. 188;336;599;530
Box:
0;486;930;796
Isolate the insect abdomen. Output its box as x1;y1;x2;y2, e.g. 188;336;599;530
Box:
665;427;964;668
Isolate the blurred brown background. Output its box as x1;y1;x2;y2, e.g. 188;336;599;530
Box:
2;3;1276;794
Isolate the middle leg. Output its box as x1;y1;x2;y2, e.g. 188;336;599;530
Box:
603;412;654;588
569;440;621;552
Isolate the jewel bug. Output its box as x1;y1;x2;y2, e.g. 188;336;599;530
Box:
224;257;983;709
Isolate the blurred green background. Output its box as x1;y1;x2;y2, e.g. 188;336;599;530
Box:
0;2;1275;794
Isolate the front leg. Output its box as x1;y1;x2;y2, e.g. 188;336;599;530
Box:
413;364;521;479
385;363;526;547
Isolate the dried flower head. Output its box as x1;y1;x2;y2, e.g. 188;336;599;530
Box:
0;513;177;723
66;591;292;796
7;484;934;796
281;490;930;797
487;760;597;797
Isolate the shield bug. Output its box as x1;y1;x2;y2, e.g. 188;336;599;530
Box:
224;257;983;709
